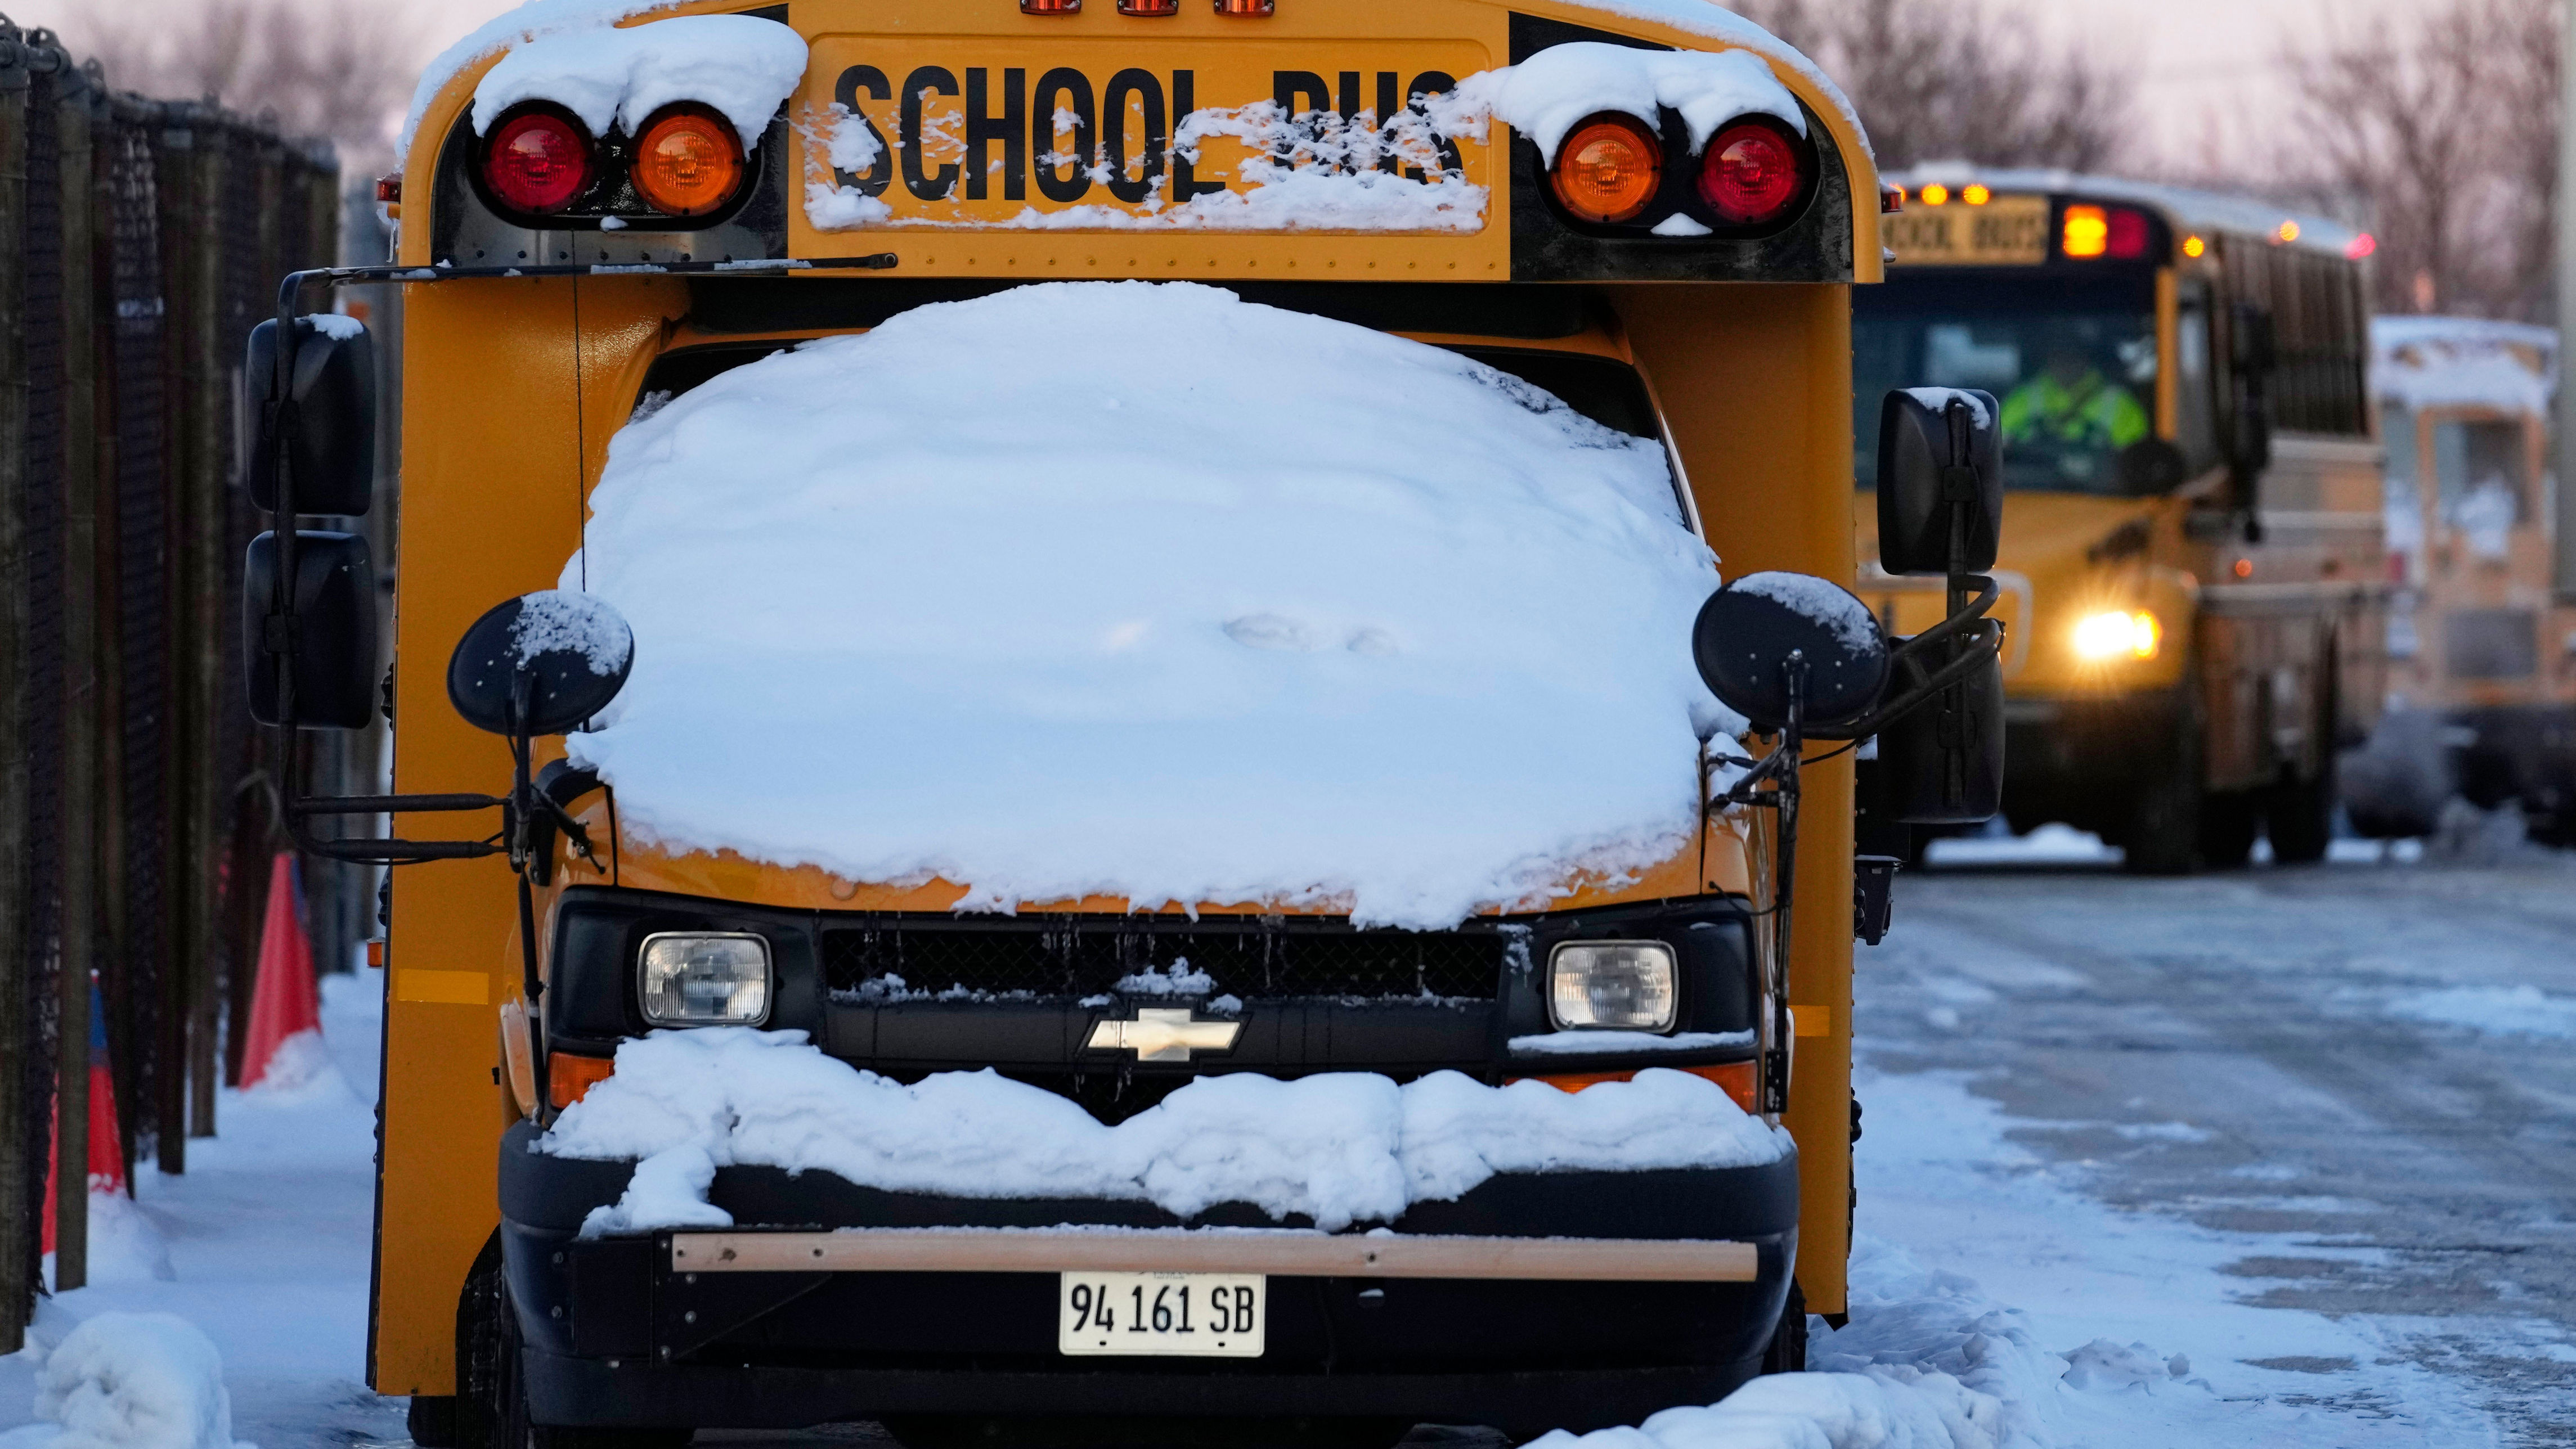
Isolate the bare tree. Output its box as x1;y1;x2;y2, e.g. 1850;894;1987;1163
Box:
2282;0;2561;320
75;0;424;180
1738;0;2137;172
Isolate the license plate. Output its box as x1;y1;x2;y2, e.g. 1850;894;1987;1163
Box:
1058;1272;1265;1357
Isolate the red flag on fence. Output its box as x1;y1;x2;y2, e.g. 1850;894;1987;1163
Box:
238;852;321;1090
42;980;128;1255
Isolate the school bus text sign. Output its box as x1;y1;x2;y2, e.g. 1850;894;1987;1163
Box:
791;37;1498;244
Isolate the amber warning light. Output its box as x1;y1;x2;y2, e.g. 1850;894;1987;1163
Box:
2062;204;2150;260
1552;116;1662;223
634;107;746;217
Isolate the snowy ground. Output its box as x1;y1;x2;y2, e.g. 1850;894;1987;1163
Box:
0;974;409;1447
6;845;2570;1446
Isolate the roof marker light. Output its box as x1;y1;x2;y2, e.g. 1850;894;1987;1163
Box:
1962;183;1991;205
1919;182;1949;205
2346;232;2377;260
2182;234;2206;259
1119;0;1180;11
2062;204;2109;258
1213;0;1273;13
1021;0;1080;12
2275;219;2301;244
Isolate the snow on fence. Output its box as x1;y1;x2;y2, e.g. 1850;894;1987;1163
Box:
0;21;342;1348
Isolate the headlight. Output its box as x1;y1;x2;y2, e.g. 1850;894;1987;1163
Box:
638;933;771;1025
2072;609;2160;661
1548;941;1678;1032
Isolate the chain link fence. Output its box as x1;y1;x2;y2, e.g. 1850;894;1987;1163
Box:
1;17;343;1346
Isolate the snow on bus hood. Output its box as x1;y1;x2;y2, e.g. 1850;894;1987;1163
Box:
566;282;1732;928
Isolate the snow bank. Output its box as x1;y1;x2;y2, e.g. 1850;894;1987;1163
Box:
2386;983;2576;1040
0;1313;245;1449
1524;1238;2222;1449
1457;42;1803;164
569;281;1728;926
542;1029;1789;1235
471;14;805;150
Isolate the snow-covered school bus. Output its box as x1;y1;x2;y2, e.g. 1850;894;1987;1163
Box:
238;2;2008;1443
2356;318;2575;843
1860;170;2386;871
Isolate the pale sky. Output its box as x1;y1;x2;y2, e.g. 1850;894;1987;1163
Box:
52;0;2424;177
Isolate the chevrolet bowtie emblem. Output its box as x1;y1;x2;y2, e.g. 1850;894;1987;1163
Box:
1085;1007;1242;1063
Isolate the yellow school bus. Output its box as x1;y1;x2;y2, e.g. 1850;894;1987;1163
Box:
237;4;2006;1443
2361;318;2575;842
1860;170;2386;871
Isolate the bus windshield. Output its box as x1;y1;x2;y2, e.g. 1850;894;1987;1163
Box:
1856;273;2160;496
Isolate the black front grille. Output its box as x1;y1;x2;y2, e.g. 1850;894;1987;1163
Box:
820;917;1509;1002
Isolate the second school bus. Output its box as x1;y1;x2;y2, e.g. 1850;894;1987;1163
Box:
1861;170;2386;871
236;2;2010;1443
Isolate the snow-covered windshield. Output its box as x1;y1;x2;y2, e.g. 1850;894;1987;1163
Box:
567;282;1731;928
1855;273;2161;497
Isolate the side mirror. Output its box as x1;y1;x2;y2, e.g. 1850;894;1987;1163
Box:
1691;572;1888;732
447;591;635;737
1876;389;2001;577
247;314;378;516
1877;642;2003;824
2116;437;2189;494
244;531;379;729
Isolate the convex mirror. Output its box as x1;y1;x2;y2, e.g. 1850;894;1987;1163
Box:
1877;388;2000;577
247;314;378;516
1691;572;1889;733
244;531;379;730
447;591;635;737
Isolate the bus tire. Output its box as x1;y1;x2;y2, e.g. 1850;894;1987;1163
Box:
2265;671;2339;865
459;1234;690;1449
2265;764;2335;863
2196;790;2260;868
2122;703;2205;875
1759;1279;1808;1375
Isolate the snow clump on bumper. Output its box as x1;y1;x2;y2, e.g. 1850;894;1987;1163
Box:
538;1028;1790;1237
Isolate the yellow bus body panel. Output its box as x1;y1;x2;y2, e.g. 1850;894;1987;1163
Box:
374;0;1876;1392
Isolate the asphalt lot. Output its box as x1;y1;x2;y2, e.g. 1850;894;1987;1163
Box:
1864;848;2576;1444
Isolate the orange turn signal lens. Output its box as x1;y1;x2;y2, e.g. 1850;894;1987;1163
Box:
548;1050;615;1108
2062;203;2109;258
632;107;745;217
1551;115;1662;224
1515;1060;1760;1114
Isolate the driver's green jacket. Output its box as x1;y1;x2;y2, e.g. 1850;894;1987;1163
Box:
1999;370;2151;451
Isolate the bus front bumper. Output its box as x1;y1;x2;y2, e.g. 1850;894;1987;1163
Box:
496;1122;1798;1438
